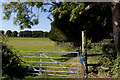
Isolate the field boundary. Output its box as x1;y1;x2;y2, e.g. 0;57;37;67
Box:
15;51;80;77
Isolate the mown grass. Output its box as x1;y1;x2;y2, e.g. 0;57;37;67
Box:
8;37;64;51
7;37;114;78
7;37;80;78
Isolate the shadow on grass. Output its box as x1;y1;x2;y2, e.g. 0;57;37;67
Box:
55;53;78;62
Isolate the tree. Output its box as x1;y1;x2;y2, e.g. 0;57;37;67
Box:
111;3;120;53
32;31;38;37
2;2;120;52
19;31;24;37
51;2;120;53
68;2;120;52
2;2;120;78
32;31;43;37
12;31;18;37
0;30;4;35
2;36;24;79
23;31;32;37
6;30;12;37
37;30;43;37
49;2;112;46
49;21;68;42
43;31;49;37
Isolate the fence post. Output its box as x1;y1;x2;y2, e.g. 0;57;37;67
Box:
40;52;42;75
82;31;88;78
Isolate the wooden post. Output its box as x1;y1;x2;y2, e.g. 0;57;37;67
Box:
82;31;88;78
82;31;85;53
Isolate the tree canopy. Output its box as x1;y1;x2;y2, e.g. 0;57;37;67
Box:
6;30;12;37
12;31;18;37
49;2;112;46
2;2;120;51
0;30;4;34
2;2;54;29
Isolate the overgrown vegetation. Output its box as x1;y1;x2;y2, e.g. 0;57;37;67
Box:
86;39;119;78
2;36;24;79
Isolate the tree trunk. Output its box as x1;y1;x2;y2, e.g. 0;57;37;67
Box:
111;2;120;54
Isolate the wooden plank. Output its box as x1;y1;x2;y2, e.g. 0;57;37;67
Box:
87;64;101;66
100;66;109;70
87;54;112;57
87;54;103;56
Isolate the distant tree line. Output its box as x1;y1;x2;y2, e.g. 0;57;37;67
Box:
0;30;49;38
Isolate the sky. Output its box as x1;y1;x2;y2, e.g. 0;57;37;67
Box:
0;1;53;32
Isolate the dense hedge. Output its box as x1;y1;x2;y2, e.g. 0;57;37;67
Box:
2;42;24;79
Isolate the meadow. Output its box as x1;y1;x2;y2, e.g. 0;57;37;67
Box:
7;37;80;78
8;37;66;51
6;37;115;78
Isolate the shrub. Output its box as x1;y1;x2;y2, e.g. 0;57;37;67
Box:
2;36;24;79
98;44;119;77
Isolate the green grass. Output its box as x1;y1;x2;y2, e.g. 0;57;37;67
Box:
7;37;114;78
7;37;68;51
7;37;80;78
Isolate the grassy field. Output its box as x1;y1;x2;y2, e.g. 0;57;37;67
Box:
7;37;80;78
6;37;115;78
8;37;67;51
